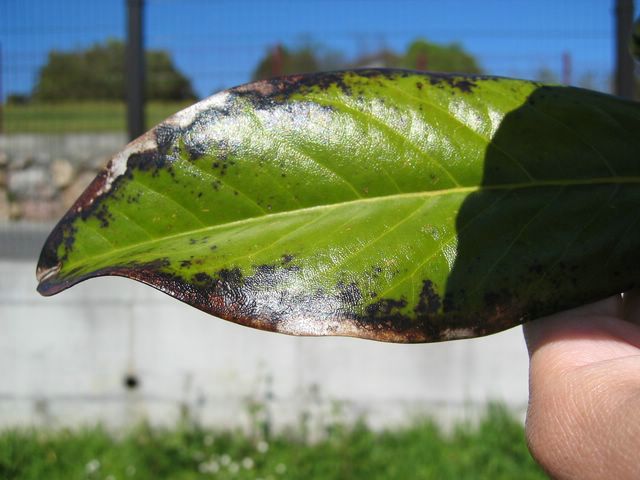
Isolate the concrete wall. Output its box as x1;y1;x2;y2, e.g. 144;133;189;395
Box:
0;224;531;431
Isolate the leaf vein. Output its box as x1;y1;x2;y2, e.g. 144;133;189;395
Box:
134;180;207;227
467;187;565;298
309;95;462;187
378;189;511;300
180;160;268;214
479;82;618;176
59;178;640;274
383;82;536;182
320;200;430;280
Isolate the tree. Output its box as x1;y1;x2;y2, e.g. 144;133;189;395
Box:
535;67;559;84
351;49;402;69
251;40;348;81
402;39;482;73
252;44;320;81
252;38;482;81
33;39;196;102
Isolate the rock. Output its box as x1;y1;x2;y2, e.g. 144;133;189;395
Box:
0;152;7;167
0;189;9;221
8;155;33;171
32;152;52;166
62;171;95;209
9;202;22;220
20;199;62;221
8;167;55;200
51;159;75;188
89;155;111;169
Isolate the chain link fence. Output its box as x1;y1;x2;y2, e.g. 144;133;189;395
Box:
0;0;635;228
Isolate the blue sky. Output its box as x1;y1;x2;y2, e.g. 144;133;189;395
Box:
0;0;634;100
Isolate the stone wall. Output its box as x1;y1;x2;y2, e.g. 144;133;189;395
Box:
0;133;127;221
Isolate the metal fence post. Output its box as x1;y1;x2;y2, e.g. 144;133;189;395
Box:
126;0;145;140
614;0;635;99
0;41;4;134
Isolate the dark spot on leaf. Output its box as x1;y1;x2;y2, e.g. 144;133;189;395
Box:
127;150;167;175
217;267;243;285
427;74;478;93
95;203;114;228
155;124;180;157
414;280;441;316
194;272;213;284
281;254;294;264
364;297;407;322
185;142;207;160
336;282;363;307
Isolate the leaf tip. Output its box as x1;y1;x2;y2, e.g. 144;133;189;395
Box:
36;262;61;296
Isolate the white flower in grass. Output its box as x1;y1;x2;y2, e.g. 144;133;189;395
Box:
192;450;204;461
125;465;136;477
220;453;231;466
85;459;100;474
203;434;214;446
275;463;287;474
257;440;269;453
198;460;220;474
242;457;254;469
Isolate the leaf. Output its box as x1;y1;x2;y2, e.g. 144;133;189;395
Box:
36;69;640;343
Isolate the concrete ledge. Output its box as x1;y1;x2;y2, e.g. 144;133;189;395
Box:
0;221;53;260
1;257;530;430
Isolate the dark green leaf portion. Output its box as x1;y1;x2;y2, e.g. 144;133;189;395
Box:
36;69;640;342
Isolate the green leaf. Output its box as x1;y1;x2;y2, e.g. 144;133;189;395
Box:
36;69;640;343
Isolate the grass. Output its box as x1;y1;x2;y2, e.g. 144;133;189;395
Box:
0;405;545;480
2;101;193;133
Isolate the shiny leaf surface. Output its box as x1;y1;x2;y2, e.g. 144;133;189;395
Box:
37;70;640;342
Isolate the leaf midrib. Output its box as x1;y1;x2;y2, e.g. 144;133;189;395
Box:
59;176;640;275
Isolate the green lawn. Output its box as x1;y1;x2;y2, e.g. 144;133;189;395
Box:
3;102;193;133
0;405;544;480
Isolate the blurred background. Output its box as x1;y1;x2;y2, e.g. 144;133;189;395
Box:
0;0;637;478
0;0;637;223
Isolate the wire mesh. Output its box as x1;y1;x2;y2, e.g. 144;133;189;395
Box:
0;0;635;226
